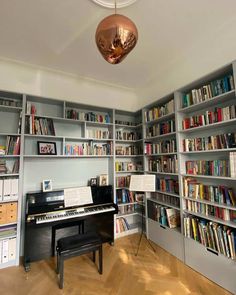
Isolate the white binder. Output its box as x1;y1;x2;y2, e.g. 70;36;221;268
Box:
2;239;9;263
0;179;3;201
8;237;16;261
3;179;11;201
11;179;19;200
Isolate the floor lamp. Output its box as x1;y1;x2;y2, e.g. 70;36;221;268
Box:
129;175;156;256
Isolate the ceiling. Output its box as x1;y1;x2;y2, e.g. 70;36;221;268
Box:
1;0;236;98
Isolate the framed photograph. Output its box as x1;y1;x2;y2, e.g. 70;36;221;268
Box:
99;174;108;186
42;180;52;192
90;178;97;186
37;141;57;155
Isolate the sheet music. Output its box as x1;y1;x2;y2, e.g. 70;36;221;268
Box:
64;186;93;207
129;175;155;192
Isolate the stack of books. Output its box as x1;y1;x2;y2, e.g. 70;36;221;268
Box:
185;160;229;177
65;142;113;156
115;130;141;141
145;139;176;154
148;155;178;173
116;176;131;188
115;161;143;172
230;152;236;178
146;120;175;138
5;136;20;155
66;109;111;123
144;99;174;122
116;189;136;204
115;145;142;156
116;217;130;233
156;178;179;194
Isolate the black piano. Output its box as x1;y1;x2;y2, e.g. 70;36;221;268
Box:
24;185;118;271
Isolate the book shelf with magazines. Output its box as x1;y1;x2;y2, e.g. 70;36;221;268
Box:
175;62;236;293
0;91;24;270
114;109;144;238
143;94;184;261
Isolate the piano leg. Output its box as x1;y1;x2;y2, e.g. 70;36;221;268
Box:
24;262;31;272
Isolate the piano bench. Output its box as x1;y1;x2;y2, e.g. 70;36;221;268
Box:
51;220;84;256
56;232;103;289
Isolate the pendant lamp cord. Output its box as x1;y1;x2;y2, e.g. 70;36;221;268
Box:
115;0;117;14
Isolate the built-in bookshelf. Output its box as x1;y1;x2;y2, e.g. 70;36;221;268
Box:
114;110;144;238
176;62;236;293
0;91;23;270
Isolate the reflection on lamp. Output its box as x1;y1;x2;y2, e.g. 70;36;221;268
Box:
95;9;138;64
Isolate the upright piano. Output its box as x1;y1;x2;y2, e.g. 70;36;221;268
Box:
24;185;117;271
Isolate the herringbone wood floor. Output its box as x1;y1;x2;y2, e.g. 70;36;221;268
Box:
0;234;232;295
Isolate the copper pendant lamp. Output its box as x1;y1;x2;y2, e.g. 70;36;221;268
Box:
95;0;138;64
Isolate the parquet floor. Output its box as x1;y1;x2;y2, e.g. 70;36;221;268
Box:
0;234;233;295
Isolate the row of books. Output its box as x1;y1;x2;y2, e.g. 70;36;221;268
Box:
115;120;139;126
144;99;174;122
156;178;179;194
86;129;110;140
0;237;17;264
185;199;236;222
64;142;113;156
25;116;56;136
0;136;20;155
116;217;131;233
146;120;175;138
118;204;137;215
0;98;21;107
145;139;176;155
186;160;229;177
148;200;180;228
184;216;236;259
183;178;236;206
115;161;143;172
115;145;142;156
182;74;235;108
66;109;111;123
148;155;178;174
0;160;19;174
115;130;141;141
151;192;180;208
182;132;236;152
116;176;131;188
230;152;236;178
116;189;136;204
182;105;236;130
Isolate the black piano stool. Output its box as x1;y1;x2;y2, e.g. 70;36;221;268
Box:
56;232;103;289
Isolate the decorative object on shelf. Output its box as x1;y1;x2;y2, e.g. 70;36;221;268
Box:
90;178;97;186
37;141;57;155
95;0;138;64
99;174;108;186
42;180;52;192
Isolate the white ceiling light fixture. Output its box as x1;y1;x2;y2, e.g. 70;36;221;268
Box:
94;0;138;64
91;0;138;9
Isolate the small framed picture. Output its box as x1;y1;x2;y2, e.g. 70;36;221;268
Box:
90;178;97;186
42;180;52;192
37;141;57;155
99;174;108;186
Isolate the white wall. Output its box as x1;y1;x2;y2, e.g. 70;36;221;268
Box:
0;58;138;111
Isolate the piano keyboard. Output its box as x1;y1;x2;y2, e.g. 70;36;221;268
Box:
34;205;115;224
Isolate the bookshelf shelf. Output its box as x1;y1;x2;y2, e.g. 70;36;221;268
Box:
145;152;177;156
145;171;178;176
145;132;176;141
115;139;142;143
180;148;236;154
178;90;235;114
66;136;112;142
155;190;180;198
0;105;22;112
24;134;64;140
0;174;19;177
115;170;144;174
115;123;142;129
25;114;86;125
24;155;113;159
179;118;236;134
145;112;175;125
183;196;236;211
149;197;180;210
0;155;20;158
117;212;139;218
118;202;138;207
0;133;20;137
183;209;236;228
181;174;236;181
115;155;143;158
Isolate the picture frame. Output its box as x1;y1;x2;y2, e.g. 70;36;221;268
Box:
42;180;52;192
90;178;97;186
99;174;108;186
37;141;57;155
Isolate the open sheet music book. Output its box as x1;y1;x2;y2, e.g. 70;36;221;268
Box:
64;186;93;208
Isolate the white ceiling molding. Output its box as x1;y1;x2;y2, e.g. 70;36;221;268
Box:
91;0;138;9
